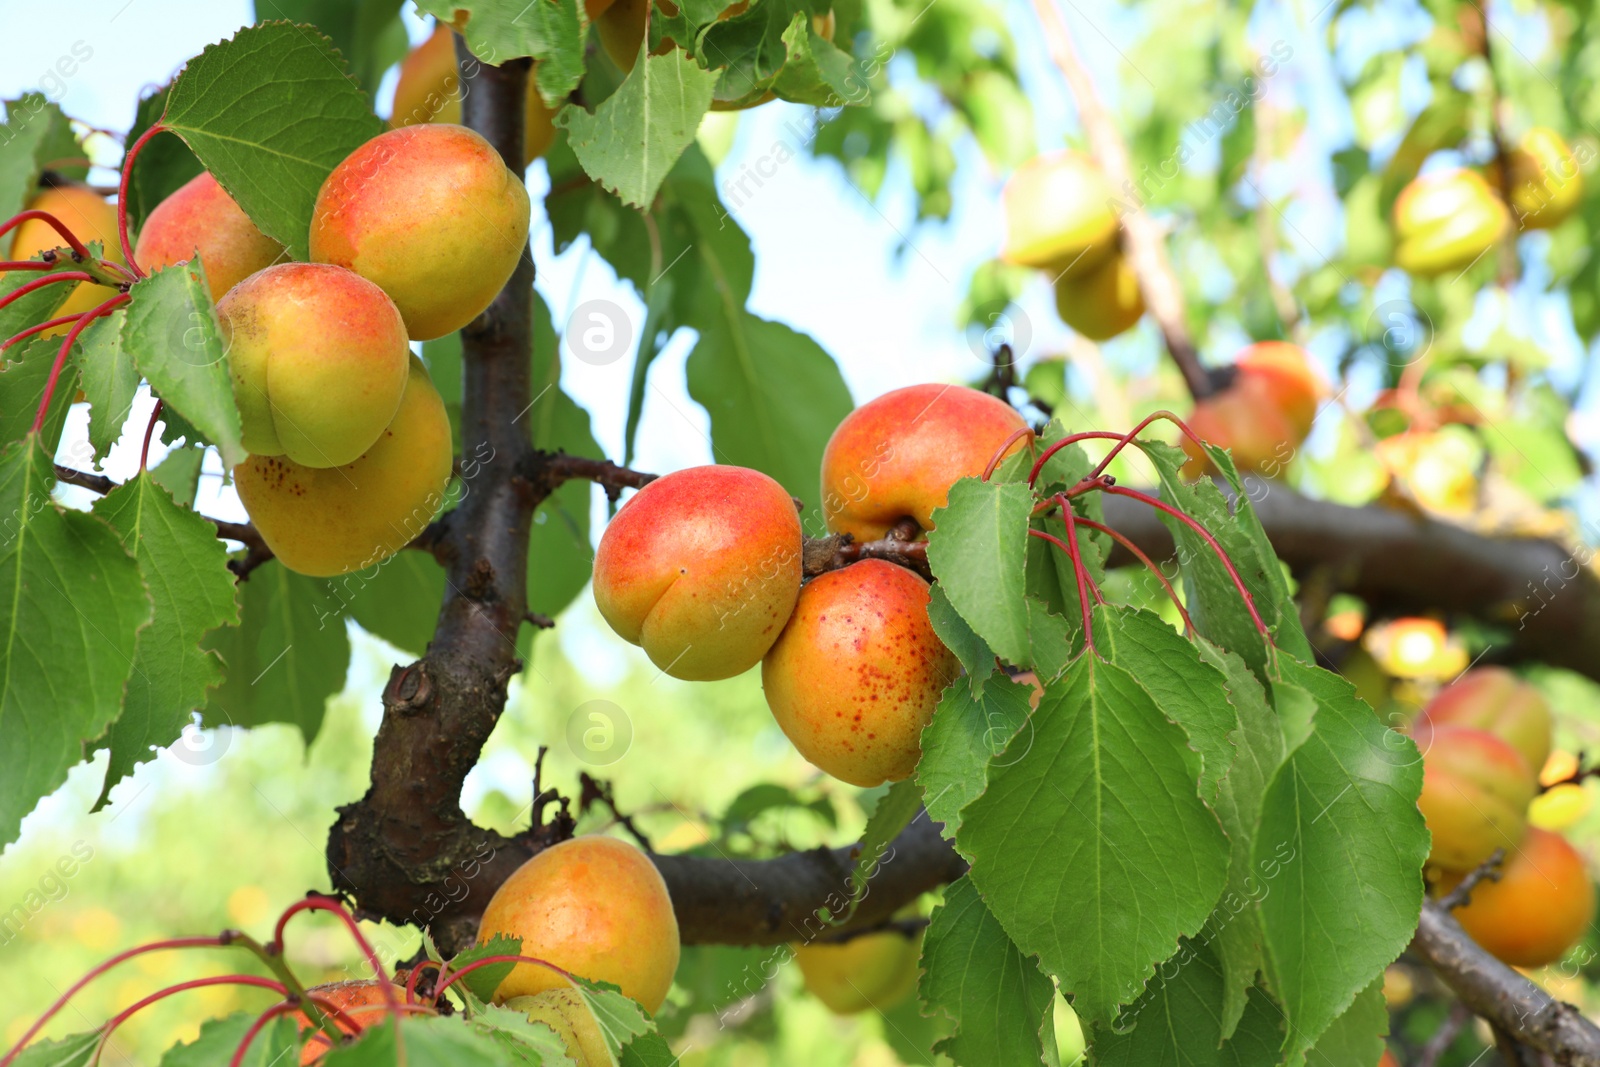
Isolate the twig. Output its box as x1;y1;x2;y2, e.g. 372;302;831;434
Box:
1435;848;1505;912
53;464;115;494
1416;1001;1471;1067
803;532;931;582
523;450;657;503
577;772;654;852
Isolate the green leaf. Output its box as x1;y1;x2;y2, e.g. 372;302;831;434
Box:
341;552;447;656
926;478;1033;665
0;94;83;223
0;248;84;351
1254;657;1427;1063
419;0;588;105
844;778;923;916
9;1031;100;1067
74;309;137;462
322;1014;533;1067
470;1003;580;1065
920;875;1055;1067
162;1013;298;1067
122;84;204;234
0;436;150;849
957;612;1229;1026
90;473;239;808
0;335;78;453
557;50;719;209
571;978;656;1056
769;16;863;106
1090;941;1283;1067
203;560;350;741
120;263;245;469
918;671;1033;836
259;0;410;99
161;22;384;261
1302;976;1387;1067
926;583;994;698
618;1031;678;1067
150;444;206;507
450;934;523;1006
1378;91;1470;215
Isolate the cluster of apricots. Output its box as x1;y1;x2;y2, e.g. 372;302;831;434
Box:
593;383;1030;788
1392;127;1583;277
1410;667;1596;968
126;121;529;577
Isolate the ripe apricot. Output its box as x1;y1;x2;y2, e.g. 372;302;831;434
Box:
508;989;610;1066
1438;827;1596;968
793;928;921;1014
1506;127;1583;230
1182;341;1323;477
1415;667;1552;775
1001;152;1119;277
134;172;284;302
234;355;453;577
5;184;125;330
1413;725;1536;872
762;559;958;787
820;383;1029;541
218;262;409;468
592;465;802;681
1393;169;1509;277
1052;250;1144;340
390;26;557;166
476;835;680;1012
294;980;393;1064
309;124;530;341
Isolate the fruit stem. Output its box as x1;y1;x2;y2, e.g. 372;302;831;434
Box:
116;124;165;279
1084;409;1208;481
0;211;92;260
430;954;573;1008
1096;483;1272;639
0;936;228;1067
139;399;163;472
0;260;54;271
32;293;128;436
981;426;1037;481
1075;516;1195;635
270;897;406;1038
92;976;288;1066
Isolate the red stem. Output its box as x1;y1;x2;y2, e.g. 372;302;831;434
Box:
0;936;228;1067
1029;527;1100;649
117;124;165;278
405;960;441;1003
1028;411;1210;488
272;898;405;1039
229;1002;300;1067
0;271;94;315
140;399;164;471
981;426;1036;481
2;313;86;350
0;260;54;271
1097;483;1272;638
431;954;571;1004
95;976;288;1064
1076;516;1195;635
32;293;128;435
0;211;92;259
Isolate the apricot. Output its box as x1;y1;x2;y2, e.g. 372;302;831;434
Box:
1379;1052;1399;1067
1438;827;1595;968
1001;152;1119;277
309;124;530;341
1052;250;1143;340
1393;169;1509;277
1413;725;1536;872
389;26;557;167
218;262;409;468
762;559;958;787
592;465;802;681
820;383;1029;541
133;172;284;302
507;989;610;1066
5;184;125;330
1182;341;1323;477
793;928;921;1014
1414;667;1552;775
234;355;453;577
476;835;680;1012
1375;429;1479;517
1506;127;1583;230
1365;616;1466;681
293;979;392;1064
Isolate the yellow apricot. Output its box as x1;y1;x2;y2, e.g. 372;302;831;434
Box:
1507;127;1583;230
1052;250;1144;340
793;929;920;1014
134;172;285;302
1001;152;1119;277
1392;170;1508;277
234;355;452;577
6;185;125;330
309;124;530;341
218;262;410;468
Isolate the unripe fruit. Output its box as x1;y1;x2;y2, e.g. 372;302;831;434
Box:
1052;250;1143;340
820;383;1029;541
1414;667;1552;776
1392;169;1509;277
476;835;681;1012
1181;341;1322;477
218;262;409;468
762;560;958;787
1001;152;1119;277
1413;725;1536;872
1506;127;1583;230
593;465;802;681
1438;827;1596;968
390;26;557;167
134;172;285;302
235;355;452;577
309;124;531;341
1375;429;1478;517
507;989;610;1066
5;185;125;330
793;929;921;1014
294;980;391;1064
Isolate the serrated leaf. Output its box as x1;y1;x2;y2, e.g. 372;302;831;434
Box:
150;444;206;507
844;778;923;916
162;1013;298;1067
0;335;78;453
918;671;1033;836
926;583;993;697
449;934;523;1007
162;22;384;261
0;436;149;849
0;250;83;353
926;477;1033;664
120;263;244;469
957;610;1228;1026
1302;976;1386;1067
557;50;718;209
9;1031;99;1067
203;559;350;740
122;84;204;233
618;1031;677;1067
0;95;82;223
769;16;863;106
91;473;239;808
340;552;447;656
74;309;137;461
572;978;655;1056
261;0;410;99
321;1015;520;1067
920;875;1055;1067
1254;657;1426;1064
418;0;587;104
470;1003;580;1066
